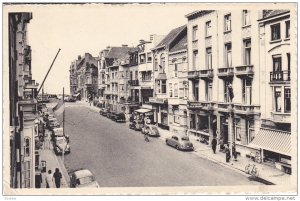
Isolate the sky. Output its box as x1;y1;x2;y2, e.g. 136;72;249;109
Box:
21;3;198;95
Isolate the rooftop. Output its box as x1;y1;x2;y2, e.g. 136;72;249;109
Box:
155;25;186;49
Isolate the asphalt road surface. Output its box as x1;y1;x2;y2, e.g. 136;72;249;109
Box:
56;102;260;187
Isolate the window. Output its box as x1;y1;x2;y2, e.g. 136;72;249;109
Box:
140;54;145;63
205;81;213;101
234;119;241;142
142;71;151;81
147;53;152;62
135;71;138;80
193;50;198;69
274;87;282;112
242;10;251;26
273;55;282;72
154;57;158;71
285;21;290;38
224;14;231;32
161;80;166;94
247;120;255;143
173;107;180;124
224;80;232;103
244;39;251;65
24;137;30;157
242;79;252;105
22;161;31;188
160;54;165;73
206;21;212;37
198;115;209;133
284;87;291;113
192;25;198;41
190;113;196;129
174;64;178;78
183;82;188;98
130;71;133;80
169;83;173;97
225;43;232;67
271;23;281;41
206;48;212;69
193;81;199;101
174;83;178;97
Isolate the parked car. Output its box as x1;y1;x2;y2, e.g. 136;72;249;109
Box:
166;134;194;151
52;127;69;142
53;136;70;155
112;112;126;122
49;118;60;129
106;111;112;119
129;120;143;131
99;108;108;116
69;169;100;188
141;125;160;137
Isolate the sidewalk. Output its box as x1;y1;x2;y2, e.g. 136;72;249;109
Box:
78;101;291;185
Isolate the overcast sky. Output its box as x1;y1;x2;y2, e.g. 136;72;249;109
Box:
19;3;198;94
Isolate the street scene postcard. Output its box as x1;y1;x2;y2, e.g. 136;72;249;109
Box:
2;2;298;197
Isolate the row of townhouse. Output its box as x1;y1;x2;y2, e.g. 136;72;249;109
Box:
69;9;293;173
9;13;40;188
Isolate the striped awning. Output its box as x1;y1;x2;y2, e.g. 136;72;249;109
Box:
250;128;291;156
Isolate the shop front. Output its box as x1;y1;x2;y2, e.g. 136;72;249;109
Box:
149;97;169;130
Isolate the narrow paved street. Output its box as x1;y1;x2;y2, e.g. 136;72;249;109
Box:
56;102;260;187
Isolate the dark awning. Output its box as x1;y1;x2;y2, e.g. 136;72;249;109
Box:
249;128;291;156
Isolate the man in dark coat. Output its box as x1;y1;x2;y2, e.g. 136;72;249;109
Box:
225;144;231;163
211;137;217;154
53;168;62;188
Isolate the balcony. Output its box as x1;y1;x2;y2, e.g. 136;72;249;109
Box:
271;112;290;124
217;102;234;113
235;65;254;78
128;80;139;86
187;71;200;79
270;70;290;83
234;104;260;115
198;100;215;111
217;67;234;78
199;69;214;80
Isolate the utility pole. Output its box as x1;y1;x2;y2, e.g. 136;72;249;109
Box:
63;87;65;136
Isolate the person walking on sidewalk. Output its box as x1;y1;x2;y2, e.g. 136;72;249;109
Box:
46;170;54;188
211;137;217;154
53;168;62;188
225;144;231;163
232;142;237;161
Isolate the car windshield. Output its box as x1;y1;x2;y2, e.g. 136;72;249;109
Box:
77;176;94;185
181;137;189;141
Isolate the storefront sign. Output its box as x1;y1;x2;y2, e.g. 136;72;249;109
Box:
149;97;166;104
187;101;202;109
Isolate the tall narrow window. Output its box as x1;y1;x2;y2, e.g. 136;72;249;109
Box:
135;71;138;80
284;87;291;113
193;50;198;69
174;63;178;78
161;80;166;94
24;137;30;157
287;53;291;81
160;54;165;73
205;81;213;101
147;52;152;62
285;21;290;38
192;25;198;41
242;10;251;26
224;14;231;32
206;21;212;37
247;120;255;143
224;80;232;103
271;23;281;41
190;113;196;130
273;55;282;72
242;79;252;105
206;47;212;69
194;81;199;101
244;39;251;65
140;54;145;63
154;57;158;70
169;83;173;97
174;83;178;97
274;87;282;112
225;43;232;67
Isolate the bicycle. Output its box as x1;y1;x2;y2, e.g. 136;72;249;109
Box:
245;163;259;177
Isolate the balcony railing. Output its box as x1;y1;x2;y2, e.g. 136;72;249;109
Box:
234;104;260;115
217;102;234;113
217;67;234;78
187;71;200;79
199;69;214;79
128;80;139;86
270;70;290;82
235;65;254;78
198;100;215;111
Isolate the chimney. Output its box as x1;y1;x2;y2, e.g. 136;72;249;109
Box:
78;55;81;60
150;34;154;41
122;44;128;47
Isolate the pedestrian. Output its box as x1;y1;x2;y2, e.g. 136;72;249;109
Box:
225;144;231;163
45;170;54;188
53;168;62;188
218;135;224;152
35;170;42;188
211;137;217;154
232;142;237;161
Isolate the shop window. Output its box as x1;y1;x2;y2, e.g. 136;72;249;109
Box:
284;87;291;113
274;87;282;112
244;39;251;65
242;10;251;26
242;79;252;105
161;80;166;94
224;14;231;32
271;23;281;41
192;25;198;41
206;21;212;37
198;115;209;133
206;47;212;69
225;43;232;67
285;21;290;38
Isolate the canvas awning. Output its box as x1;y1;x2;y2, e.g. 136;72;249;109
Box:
135;108;152;113
250;128;291;156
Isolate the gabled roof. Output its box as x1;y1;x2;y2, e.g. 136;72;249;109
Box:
262;10;289;19
169;30;187;53
155;25;186;49
105;47;137;59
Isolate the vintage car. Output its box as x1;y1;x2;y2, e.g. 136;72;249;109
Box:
69;169;100;188
165;134;194;151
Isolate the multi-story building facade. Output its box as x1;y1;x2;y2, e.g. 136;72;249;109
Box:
151;25;186;130
257;10;291;172
74;53;98;101
69;60;79;98
9;12;39;188
97;48;110;106
167;26;189;135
